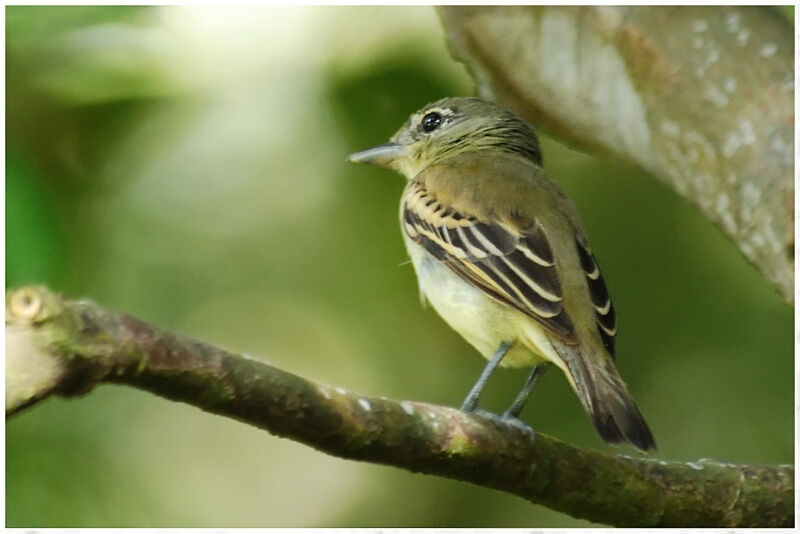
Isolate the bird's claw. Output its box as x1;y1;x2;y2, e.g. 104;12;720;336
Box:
501;413;536;438
462;407;536;439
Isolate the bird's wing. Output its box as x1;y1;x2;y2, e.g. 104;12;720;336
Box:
573;236;617;357
402;180;578;342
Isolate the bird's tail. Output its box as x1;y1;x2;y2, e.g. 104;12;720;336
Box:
553;343;656;452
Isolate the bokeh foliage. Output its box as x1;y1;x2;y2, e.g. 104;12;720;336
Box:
6;6;793;527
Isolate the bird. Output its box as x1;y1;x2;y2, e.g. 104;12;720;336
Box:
347;97;655;452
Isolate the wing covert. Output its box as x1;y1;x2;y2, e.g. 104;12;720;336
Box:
402;181;577;341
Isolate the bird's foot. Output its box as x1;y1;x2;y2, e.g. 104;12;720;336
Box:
462;406;500;421
500;412;536;438
460;399;480;413
462;407;536;439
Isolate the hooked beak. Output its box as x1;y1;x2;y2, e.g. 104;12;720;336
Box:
346;142;405;167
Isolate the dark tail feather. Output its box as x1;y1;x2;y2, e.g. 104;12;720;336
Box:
555;344;656;452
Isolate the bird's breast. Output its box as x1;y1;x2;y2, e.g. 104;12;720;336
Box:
402;232;541;367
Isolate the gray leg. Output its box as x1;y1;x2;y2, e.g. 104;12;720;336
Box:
503;363;551;419
460;342;510;412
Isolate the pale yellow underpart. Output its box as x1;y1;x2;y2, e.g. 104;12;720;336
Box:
404;234;573;381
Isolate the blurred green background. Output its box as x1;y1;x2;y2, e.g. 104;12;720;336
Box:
6;6;793;527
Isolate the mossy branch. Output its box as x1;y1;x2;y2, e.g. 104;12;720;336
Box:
439;6;794;303
5;286;793;527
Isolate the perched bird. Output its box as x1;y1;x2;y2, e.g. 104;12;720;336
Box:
348;97;655;452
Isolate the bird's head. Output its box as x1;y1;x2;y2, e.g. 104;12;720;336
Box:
347;97;542;178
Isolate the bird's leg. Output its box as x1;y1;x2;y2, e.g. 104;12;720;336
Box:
460;342;510;413
503;363;551;419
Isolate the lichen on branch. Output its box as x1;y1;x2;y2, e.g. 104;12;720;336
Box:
5;286;794;527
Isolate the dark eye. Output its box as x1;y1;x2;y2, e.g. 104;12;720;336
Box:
421;112;443;133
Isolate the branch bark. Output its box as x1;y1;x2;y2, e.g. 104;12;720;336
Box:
439;6;794;303
6;285;794;527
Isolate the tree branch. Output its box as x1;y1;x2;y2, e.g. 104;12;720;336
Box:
439;6;794;303
5;285;793;527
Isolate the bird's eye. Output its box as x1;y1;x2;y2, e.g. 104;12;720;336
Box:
421;112;443;133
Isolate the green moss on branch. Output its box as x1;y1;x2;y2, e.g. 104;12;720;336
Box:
5;286;794;527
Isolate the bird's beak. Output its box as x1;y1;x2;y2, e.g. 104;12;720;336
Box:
347;142;405;167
